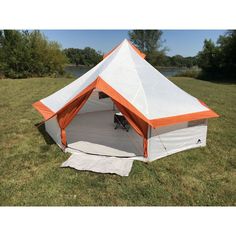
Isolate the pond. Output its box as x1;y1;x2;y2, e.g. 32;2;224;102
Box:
65;66;186;78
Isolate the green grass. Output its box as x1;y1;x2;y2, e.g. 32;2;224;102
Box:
0;77;235;206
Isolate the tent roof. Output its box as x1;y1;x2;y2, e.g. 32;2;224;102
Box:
33;39;218;127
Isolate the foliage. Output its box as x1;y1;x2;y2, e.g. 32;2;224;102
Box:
128;30;167;64
197;30;236;81
0;30;68;79
128;30;197;68
197;39;219;75
128;30;163;53
153;54;197;68
217;30;236;78
64;47;102;66
170;55;197;68
174;67;201;78
63;48;82;66
0;77;235;206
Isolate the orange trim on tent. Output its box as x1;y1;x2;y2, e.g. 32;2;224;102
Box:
103;40;146;60
55;76;150;155
57;80;97;115
33;75;219;154
127;40;146;59
96;77;152;125
96;76;219;128
96;76;149;157
57;90;93;146
32;101;55;120
198;99;211;109
112;99;149;157
56;80;97;146
32;80;97;147
151;109;219;127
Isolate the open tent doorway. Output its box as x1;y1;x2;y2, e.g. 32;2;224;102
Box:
65;89;143;157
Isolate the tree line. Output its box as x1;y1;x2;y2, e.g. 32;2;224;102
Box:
63;48;102;67
0;30;235;81
64;36;197;68
128;30;197;68
151;54;197;68
197;30;236;81
129;30;236;81
0;30;68;78
0;30;104;79
0;30;200;79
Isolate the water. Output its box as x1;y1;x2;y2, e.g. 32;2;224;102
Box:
156;67;186;77
65;66;185;78
65;66;91;78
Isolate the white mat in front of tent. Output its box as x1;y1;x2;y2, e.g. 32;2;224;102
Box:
61;153;134;176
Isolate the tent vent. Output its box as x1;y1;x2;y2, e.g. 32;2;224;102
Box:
98;91;109;99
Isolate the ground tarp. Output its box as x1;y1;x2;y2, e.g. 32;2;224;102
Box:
61;152;134;176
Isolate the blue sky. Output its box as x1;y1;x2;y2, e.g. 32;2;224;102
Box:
41;30;226;57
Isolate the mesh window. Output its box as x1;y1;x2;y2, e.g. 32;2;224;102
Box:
98;91;109;99
188;119;206;127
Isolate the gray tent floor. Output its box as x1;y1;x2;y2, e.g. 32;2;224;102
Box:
65;110;143;157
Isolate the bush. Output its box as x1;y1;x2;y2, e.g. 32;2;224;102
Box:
174;67;201;78
197;31;236;82
63;47;102;66
0;30;68;79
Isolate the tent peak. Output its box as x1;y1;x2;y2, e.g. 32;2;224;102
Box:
127;40;146;59
122;38;129;43
103;39;146;60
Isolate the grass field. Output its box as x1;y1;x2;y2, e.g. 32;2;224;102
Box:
0;77;235;206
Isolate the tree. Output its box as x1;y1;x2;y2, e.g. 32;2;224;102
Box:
184;56;197;68
171;55;185;67
197;30;236;81
217;30;236;77
0;30;30;78
63;48;82;66
64;47;102;66
197;39;219;75
0;30;67;78
128;30;166;65
81;47;102;66
128;30;163;53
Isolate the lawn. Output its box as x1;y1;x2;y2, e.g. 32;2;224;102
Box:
0;77;235;206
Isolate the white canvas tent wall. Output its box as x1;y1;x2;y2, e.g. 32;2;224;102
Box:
33;39;218;162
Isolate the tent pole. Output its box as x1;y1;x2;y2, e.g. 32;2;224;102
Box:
145;125;151;163
149;126;152;162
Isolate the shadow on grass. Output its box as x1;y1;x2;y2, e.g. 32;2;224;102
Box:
197;73;236;85
174;69;236;85
35;123;55;145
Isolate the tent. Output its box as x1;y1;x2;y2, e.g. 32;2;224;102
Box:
33;39;219;162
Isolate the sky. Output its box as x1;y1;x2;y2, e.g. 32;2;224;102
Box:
41;30;226;57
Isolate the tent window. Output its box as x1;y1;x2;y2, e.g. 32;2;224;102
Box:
98;91;109;99
188;119;206;127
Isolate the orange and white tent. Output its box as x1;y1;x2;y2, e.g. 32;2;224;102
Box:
33;39;218;162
